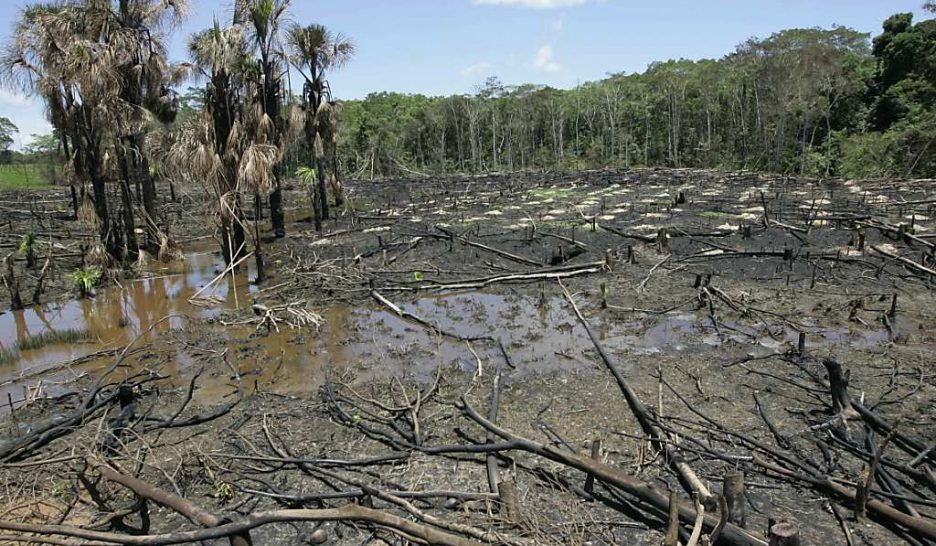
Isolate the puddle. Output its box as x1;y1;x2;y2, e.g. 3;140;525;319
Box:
0;246;257;410
2;268;926;416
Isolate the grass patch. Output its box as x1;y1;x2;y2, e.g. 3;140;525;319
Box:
16;328;91;352
699;211;736;219
0;346;18;365
0;164;55;191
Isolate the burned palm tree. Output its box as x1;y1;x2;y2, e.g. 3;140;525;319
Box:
2;0;185;261
109;0;188;251
2;2;125;256
237;0;293;239
168;21;291;283
171;23;251;270
320;99;346;208
286;23;354;231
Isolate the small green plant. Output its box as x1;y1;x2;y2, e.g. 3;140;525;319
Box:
17;328;91;352
48;480;70;498
19;233;36;268
0;346;18;365
413;271;424;282
18;233;35;255
71;267;102;298
214;481;235;504
295;166;316;184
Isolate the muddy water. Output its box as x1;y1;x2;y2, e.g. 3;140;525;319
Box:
1;252;921;414
0;248;257;409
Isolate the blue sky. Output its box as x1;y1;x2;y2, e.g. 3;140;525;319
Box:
0;0;928;148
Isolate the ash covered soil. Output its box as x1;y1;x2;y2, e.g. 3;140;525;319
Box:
1;168;935;546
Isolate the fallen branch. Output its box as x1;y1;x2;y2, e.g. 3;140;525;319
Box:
0;504;485;546
870;245;936;277
560;283;715;506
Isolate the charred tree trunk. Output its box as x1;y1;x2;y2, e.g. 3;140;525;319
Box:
724;471;747;528
32;254;52;305
136;135;159;250
823;358;854;416
330;143;344;208
316;156;329;222
3;253;24;311
117;146;139;259
86;148;112;253
253;191;266;284
269;183;285;238
70;184;79;220
768;517;800;546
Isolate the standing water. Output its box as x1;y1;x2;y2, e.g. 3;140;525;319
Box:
0;247;256;411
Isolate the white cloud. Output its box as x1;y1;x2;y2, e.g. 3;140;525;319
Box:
460;61;493;78
473;0;586;8
533;45;562;72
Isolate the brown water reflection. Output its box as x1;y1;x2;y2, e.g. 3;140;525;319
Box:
0;248;256;408
2;267;923;416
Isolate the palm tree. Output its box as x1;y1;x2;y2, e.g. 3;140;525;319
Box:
169;20;291;282
238;0;292;241
171;23;251;269
319;99;346;208
2;0;185;261
286;23;354;230
2;2;123;255
110;0;188;252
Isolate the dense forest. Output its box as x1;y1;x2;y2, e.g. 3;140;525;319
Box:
337;11;936;179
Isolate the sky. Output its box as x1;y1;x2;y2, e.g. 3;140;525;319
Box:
0;0;929;149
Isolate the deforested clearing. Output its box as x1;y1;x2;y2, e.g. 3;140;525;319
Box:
0;2;934;546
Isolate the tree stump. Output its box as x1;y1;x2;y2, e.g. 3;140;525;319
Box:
768;517;800;546
822;358;855;416
724;471;747;528
497;479;521;525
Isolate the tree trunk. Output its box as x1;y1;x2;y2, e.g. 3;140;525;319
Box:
87;150;111;249
330;145;344;208
767;517;800;546
70;184;79;220
253;191;266;284
270;182;285;237
117;146;139;259
316;156;329;222
137;136;159;250
3;253;24;311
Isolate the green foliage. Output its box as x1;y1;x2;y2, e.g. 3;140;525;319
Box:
0;117;18;158
23;133;59;158
0;346;17;365
214;482;235;504
71;267;102;297
335;26;882;178
295;166;316;183
18;233;35;256
17;328;91;352
413;271;423;282
840;132;899;178
0;164;53;190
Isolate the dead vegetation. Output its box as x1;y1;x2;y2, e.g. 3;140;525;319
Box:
0;168;935;545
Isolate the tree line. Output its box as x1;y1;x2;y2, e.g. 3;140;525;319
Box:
338;10;936;180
